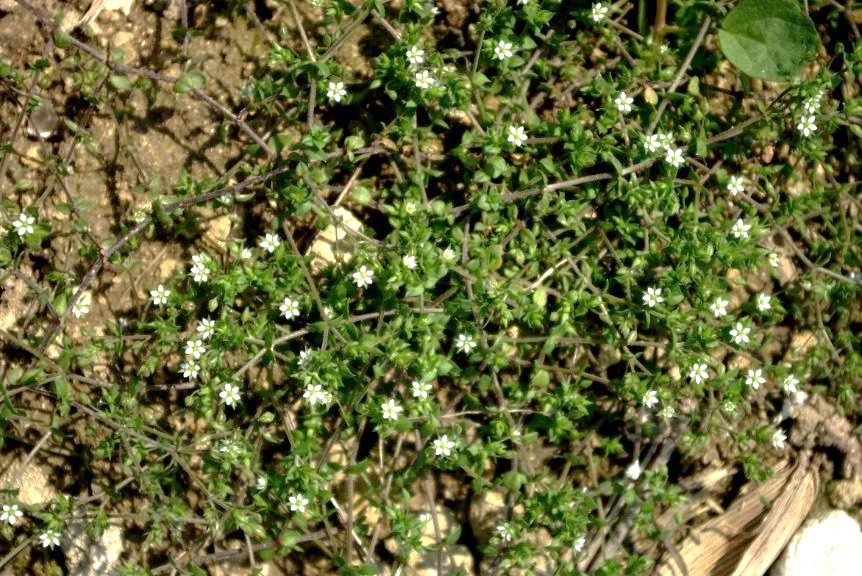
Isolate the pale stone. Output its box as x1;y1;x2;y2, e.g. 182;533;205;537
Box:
405;543;474;576
0;459;57;506
64;520;124;576
771;510;862;576
469;490;507;544
307;207;364;273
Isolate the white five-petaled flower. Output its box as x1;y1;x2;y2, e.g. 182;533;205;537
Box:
455;333;477;354
644;133;664;154
664;146;685;167
219;383;241;407
768;252;780;268
280;296;300;320
72;291;92;319
240;246;253;260
181;360;200;380
411;380;432;399
729;320;751;345
185;339;206;359
802;93;823;114
783;374;801;395
494;39;514;60
745;368;765;391
258;233;280;253
771;429;787;449
642;390;658;409
432;434;456;456
625;460;642;480
731;218;752;239
756;293;772;312
197;318;216;340
414;69;436;90
614;91;633;114
352;265;374;288
496;522;515;543
289;494;309;513
574;536;587;553
442;247;458;262
256;476;267;491
11;213;35;236
727;175;745;196
190;254;209;283
326;81;346;103
642;286;663;308
38;528;61;549
381;397;402;421
507;125;528;147
0;503;22;526
403;254;417;270
303;383;332;407
710;296;729;318
591;2;609;23
797;114;817;137
150;285;170;306
659;403;676;419
406;45;425;66
688;363;709;385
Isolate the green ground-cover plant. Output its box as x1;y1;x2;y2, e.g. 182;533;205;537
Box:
1;0;861;574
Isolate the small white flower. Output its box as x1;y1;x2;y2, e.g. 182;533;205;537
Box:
280;296;300;320
625;460;642;480
240;247;253;260
688;363;709;385
745;368;765;391
11;213;35;236
642;390;658;409
432;434;456;456
219;383;241;407
326;81;347;103
181;360;200;380
783;374;801;395
197;318;216;340
643;133;664;154
427;3;439;16
756;293;772;312
768;252;780;268
185;339;206;359
442;247;458;262
403;254;417;270
150;285;170;306
411;380;432;399
574;536;587;553
414;69;436;90
219;438;239;455
727;175;745;196
507;125;528;147
191;262;209;283
664;146;685;167
802;93;822;114
771;429;787;449
710;296;729;318
406;45;425;66
0;503;22;526
381;397;402;421
496;522;515;543
642;286;663;308
258;233;281;253
494;39;514;60
591;2;609;23
455;333;477;354
731;218;752;239
303;383;332;407
797;114;817;137
298;348;312;368
352;265;374;288
289;494;309;513
257;476;267;491
614;91;633;114
72;291;92;319
38;528;61;549
729;321;751;345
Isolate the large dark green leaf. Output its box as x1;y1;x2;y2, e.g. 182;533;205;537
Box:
718;0;820;82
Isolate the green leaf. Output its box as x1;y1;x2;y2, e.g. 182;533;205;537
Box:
53;29;73;49
172;70;206;93
718;0;820;82
108;74;132;91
